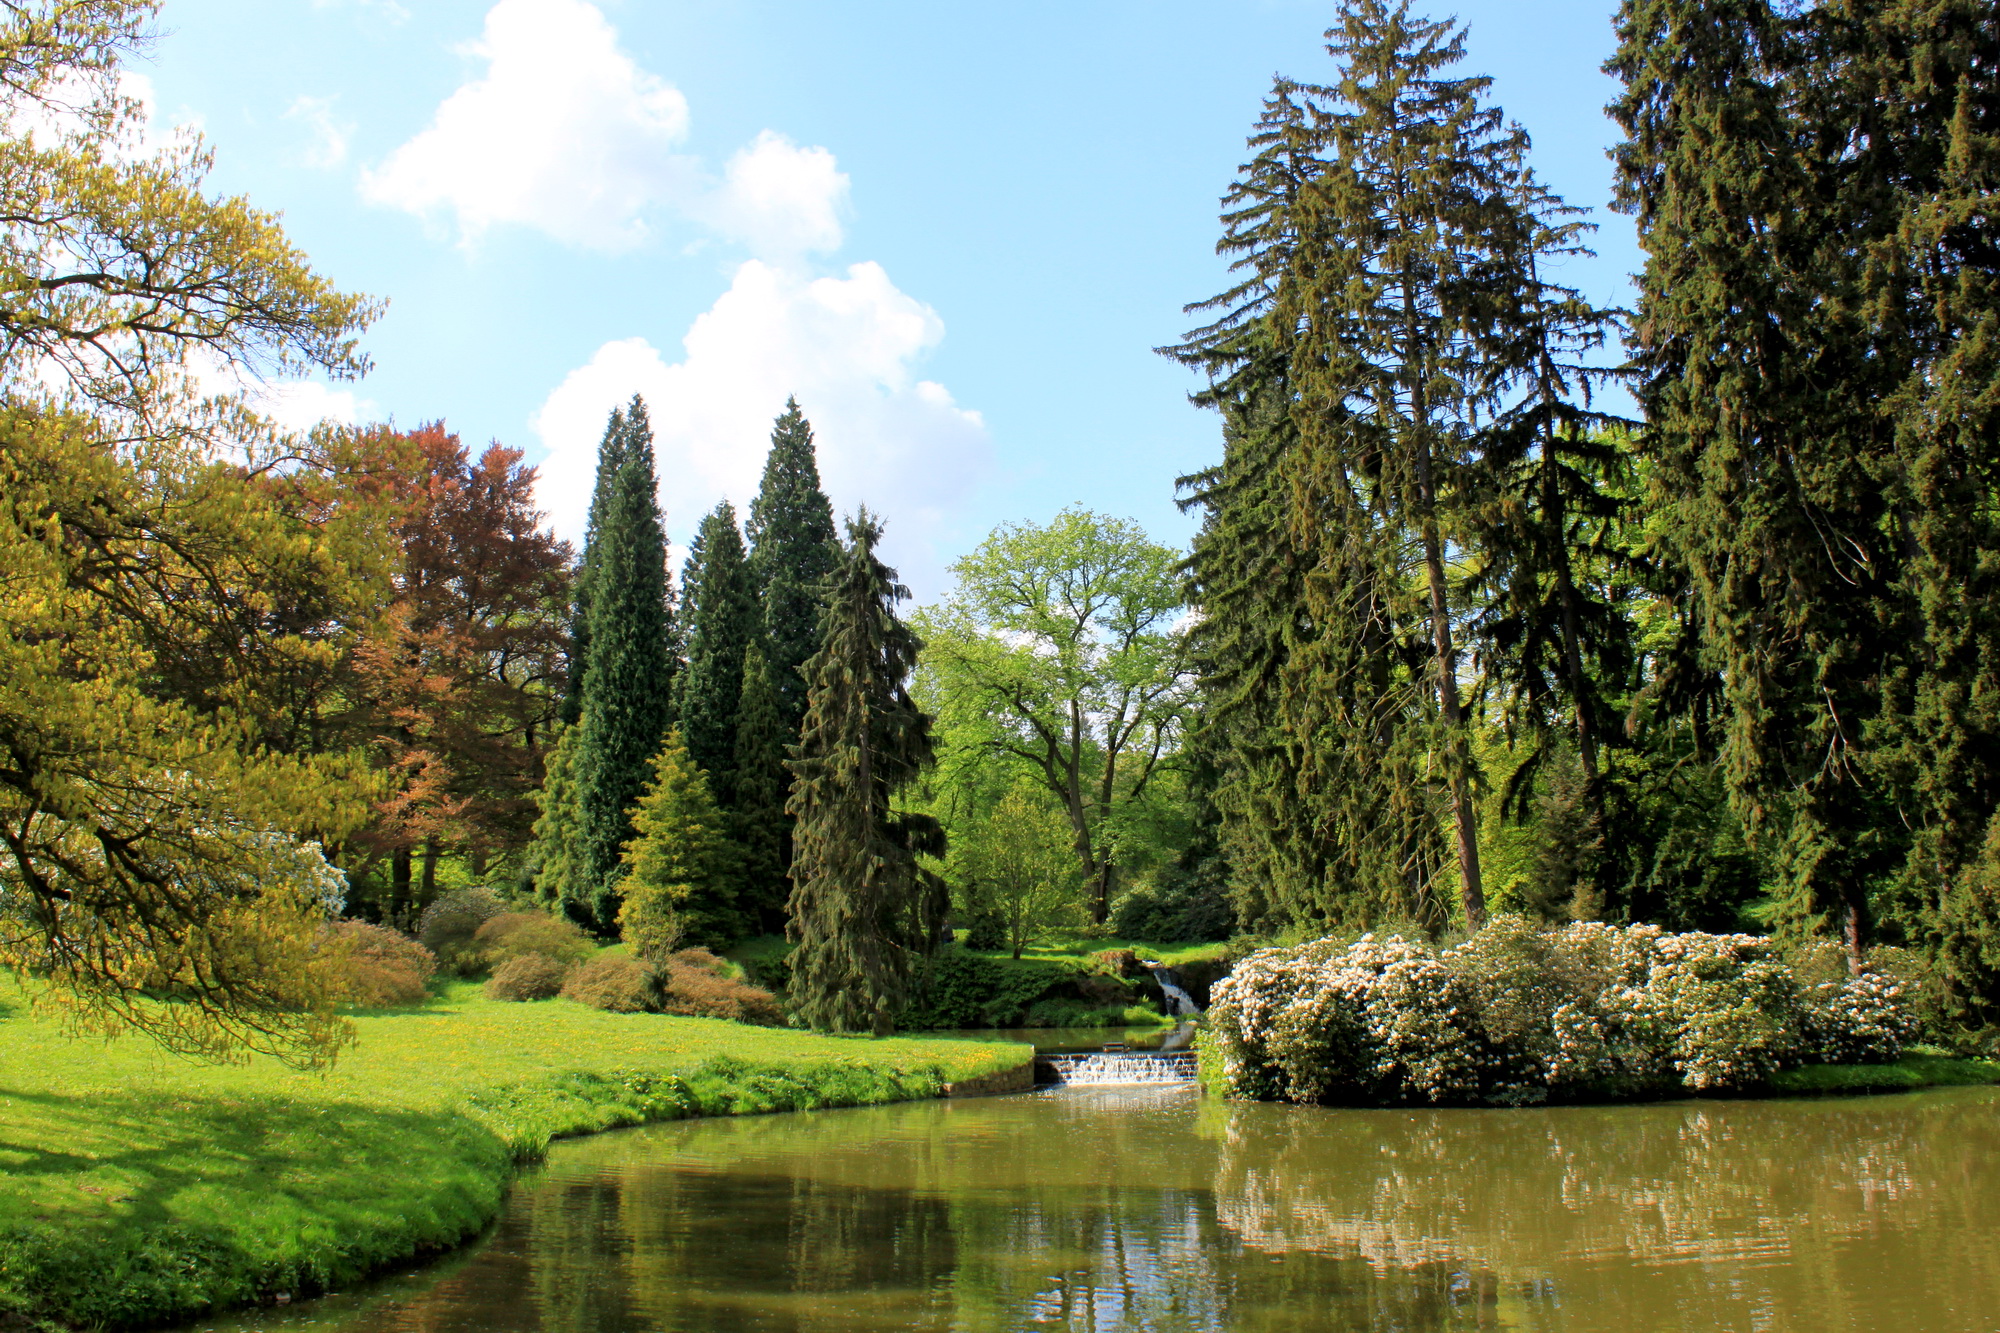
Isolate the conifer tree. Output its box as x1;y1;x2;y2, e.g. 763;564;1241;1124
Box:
746;397;841;730
1608;0;2000;1004
558;406;628;727
619;731;740;954
785;511;947;1035
731;639;791;930
677;501;756;803
567;398;677;931
529;724;584;911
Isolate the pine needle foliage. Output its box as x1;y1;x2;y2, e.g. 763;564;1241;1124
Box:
746;397;841;733
1608;0;2000;1013
731;639;791;931
618;731;741;955
557;406;629;727
567;398;677;932
677;501;755;805
785;511;947;1035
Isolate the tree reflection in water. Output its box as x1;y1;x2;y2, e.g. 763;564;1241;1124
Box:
200;1085;2000;1333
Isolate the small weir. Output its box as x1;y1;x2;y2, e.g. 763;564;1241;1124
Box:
1036;1049;1198;1086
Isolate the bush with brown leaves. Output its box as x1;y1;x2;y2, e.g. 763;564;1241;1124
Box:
331;921;436;1008
485;952;574;1001
474;912;594;971
560;955;668;1013
658;949;786;1025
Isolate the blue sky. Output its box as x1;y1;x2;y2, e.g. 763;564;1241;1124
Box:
147;0;1636;598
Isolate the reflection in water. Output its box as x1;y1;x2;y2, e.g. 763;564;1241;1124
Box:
194;1086;2000;1333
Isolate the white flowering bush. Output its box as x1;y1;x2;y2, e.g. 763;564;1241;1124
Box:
1204;916;1923;1105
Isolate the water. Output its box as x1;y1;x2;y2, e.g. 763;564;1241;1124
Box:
1039;1050;1198;1084
194;1085;2000;1333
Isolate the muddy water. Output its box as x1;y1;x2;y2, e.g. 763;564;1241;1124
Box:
196;1085;2000;1332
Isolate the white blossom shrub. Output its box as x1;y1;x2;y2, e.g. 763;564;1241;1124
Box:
1203;916;1923;1105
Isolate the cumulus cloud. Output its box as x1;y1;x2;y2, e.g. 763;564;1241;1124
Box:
703;131;849;258
361;0;696;250
254;380;377;433
285;96;351;170
531;260;987;589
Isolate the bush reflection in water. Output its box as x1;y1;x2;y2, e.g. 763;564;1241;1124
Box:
203;1085;2000;1333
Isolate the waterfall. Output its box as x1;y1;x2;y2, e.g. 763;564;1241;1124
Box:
1038;1050;1198;1086
1145;963;1204;1018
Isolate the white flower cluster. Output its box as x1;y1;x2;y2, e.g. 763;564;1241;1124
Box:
1205;915;1920;1105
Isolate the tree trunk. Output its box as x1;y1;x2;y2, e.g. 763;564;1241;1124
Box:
390;846;413;923
420;837;439;903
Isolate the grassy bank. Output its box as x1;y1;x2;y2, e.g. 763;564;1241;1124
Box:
0;979;1028;1331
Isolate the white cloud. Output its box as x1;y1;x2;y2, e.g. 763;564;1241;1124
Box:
361;0;696;250
531;260;987;590
254;380;377;433
704;131;849;258
285;96;351;170
312;0;411;23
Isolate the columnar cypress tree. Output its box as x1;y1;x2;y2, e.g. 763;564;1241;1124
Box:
558;405;629;728
785;511;946;1035
746;397;841;731
568;398;677;931
731;639;790;930
1608;0;2000;1004
677;501;755;803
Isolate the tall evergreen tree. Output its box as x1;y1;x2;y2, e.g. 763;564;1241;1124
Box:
1608;0;2000;1005
785;511;946;1035
731;639;791;930
677;501;755;803
567;398;677;931
746;397;841;730
558;405;629;727
619;731;741;954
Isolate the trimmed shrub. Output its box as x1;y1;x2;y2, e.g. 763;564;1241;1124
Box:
474;912;595;970
417;886;507;976
658;952;786;1025
331;921;436;1008
485;953;574;1001
1205;915;1923;1106
561;955;668;1013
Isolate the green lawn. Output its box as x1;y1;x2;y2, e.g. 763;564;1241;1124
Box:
0;977;1029;1331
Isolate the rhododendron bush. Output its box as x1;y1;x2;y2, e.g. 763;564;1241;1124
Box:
1203;917;1919;1105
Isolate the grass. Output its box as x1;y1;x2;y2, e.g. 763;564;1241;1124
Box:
1770;1053;2000;1096
0;976;1029;1331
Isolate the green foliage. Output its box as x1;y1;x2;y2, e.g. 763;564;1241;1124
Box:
484;953;573;1001
677;502;756;803
619;731;743;952
416;885;508;977
527;724;587;921
730;640;792;932
955;780;1082;957
1608;0;2000;1016
786;512;948;1034
745;398;841;734
900;950;1078;1030
567;398;678;932
916;507;1191;924
471;912;594;970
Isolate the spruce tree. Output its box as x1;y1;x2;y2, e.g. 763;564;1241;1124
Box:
1608;0;2000;1005
785;511;946;1035
677;501;755;803
528;724;584;911
568;398;677;932
746;397;841;731
558;405;629;727
731;639;791;931
619;731;740;954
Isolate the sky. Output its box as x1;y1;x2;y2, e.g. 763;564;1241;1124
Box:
144;0;1638;600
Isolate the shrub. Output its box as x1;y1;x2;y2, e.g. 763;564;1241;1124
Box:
1090;948;1143;977
417;886;507;976
561;956;668;1013
1204;915;1924;1106
331;921;436;1008
658;952;786;1025
474;912;595;971
1108;873;1234;942
485;953;574;1001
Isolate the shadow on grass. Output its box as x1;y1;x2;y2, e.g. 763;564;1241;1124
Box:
0;1085;509;1330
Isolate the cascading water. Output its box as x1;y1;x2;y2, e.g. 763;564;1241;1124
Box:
1038;1050;1199;1086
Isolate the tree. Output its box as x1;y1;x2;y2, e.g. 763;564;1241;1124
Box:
917;507;1192;924
730;639;790;931
1608;0;2000;1005
676;501;755;803
565;400;677;932
957;780;1080;959
557;406;631;727
745;397;840;732
619;731;739;955
349;423;570;918
0;0;380;1065
785;511;946;1035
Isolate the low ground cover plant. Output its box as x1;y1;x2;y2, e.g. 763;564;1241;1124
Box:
1205;916;1922;1105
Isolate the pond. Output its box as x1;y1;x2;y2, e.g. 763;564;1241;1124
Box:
195;1084;2000;1332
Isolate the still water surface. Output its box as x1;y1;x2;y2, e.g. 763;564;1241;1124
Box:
201;1085;2000;1333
